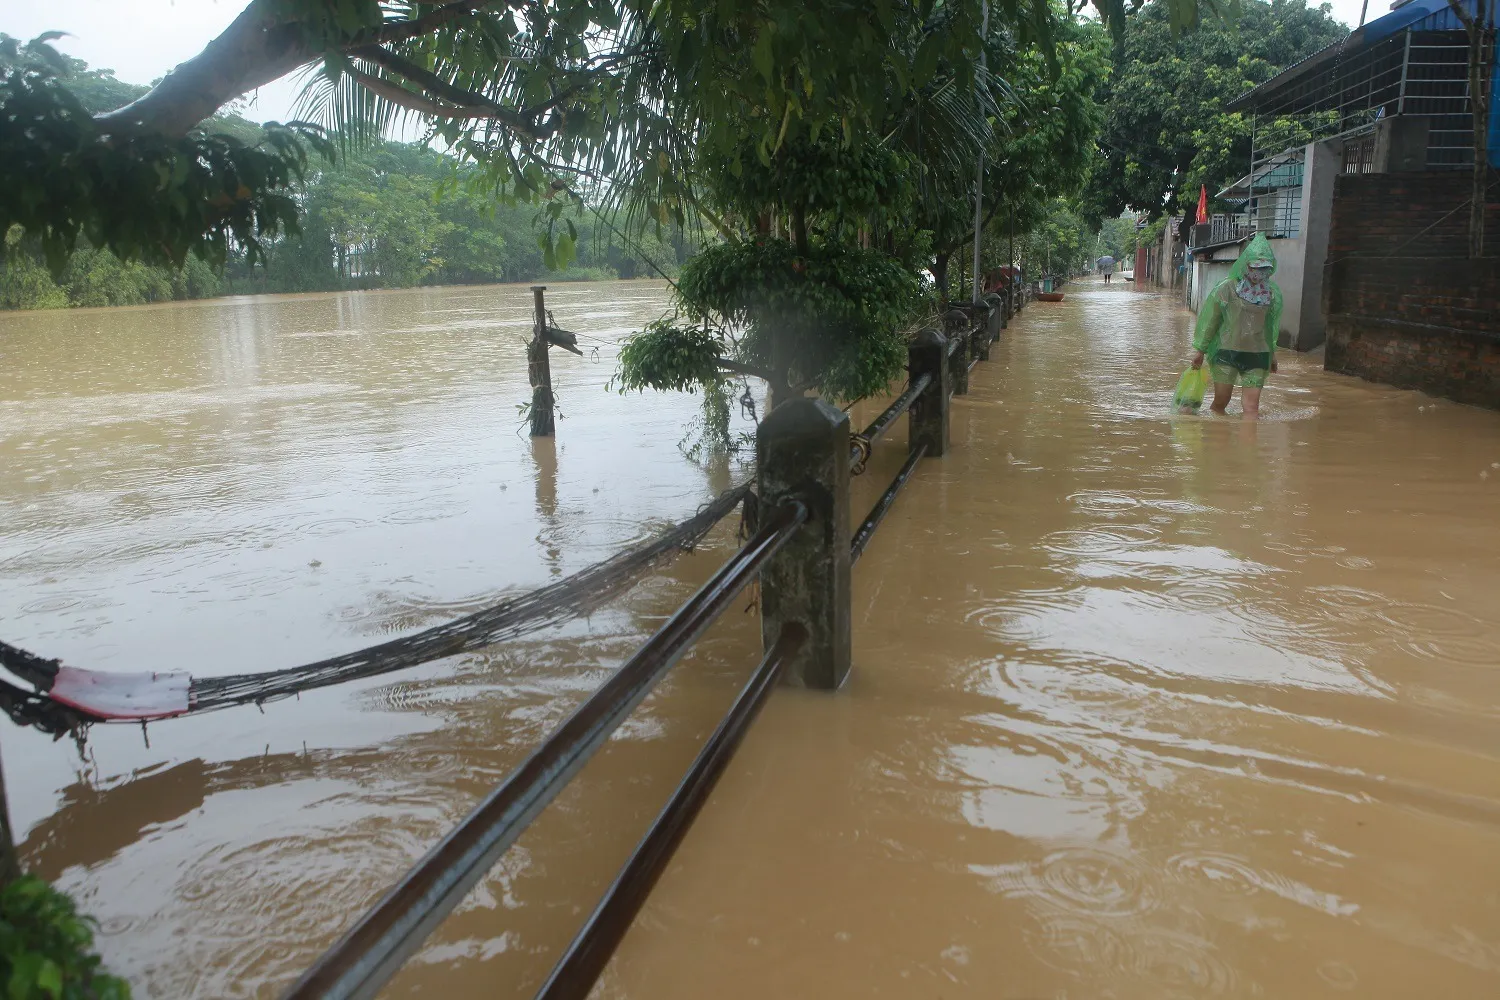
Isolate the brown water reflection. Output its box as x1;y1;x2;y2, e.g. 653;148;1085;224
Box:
4;279;1500;998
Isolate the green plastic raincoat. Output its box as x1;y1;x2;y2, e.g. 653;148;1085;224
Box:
1192;234;1282;387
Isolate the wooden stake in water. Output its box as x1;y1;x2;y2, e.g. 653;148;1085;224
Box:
528;285;555;437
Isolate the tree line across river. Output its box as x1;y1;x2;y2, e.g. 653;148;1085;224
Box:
0;145;682;310
0;41;682;310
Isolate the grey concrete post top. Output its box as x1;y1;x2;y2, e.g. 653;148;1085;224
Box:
911;327;947;350
758;396;849;441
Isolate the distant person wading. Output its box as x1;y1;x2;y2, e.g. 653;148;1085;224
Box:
1189;234;1281;420
1097;255;1116;284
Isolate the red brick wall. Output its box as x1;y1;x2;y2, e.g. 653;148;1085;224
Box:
1322;172;1500;409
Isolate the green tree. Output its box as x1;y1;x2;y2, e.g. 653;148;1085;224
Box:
612;2;1109;452
0;0;1239;275
924;12;1108;301
1081;0;1346;221
0;876;131;1000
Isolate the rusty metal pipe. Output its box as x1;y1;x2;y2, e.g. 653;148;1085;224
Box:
283;500;808;1000
851;443;929;564
533;622;810;1000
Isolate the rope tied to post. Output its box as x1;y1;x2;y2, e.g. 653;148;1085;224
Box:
848;433;872;475
0;482;756;740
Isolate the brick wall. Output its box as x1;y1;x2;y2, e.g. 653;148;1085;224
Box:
1322;171;1500;409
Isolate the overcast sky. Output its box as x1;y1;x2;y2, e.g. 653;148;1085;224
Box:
5;0;1381;123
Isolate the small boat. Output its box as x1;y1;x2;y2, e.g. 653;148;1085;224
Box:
1037;291;1065;302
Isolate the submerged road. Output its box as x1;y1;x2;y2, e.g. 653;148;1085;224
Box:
592;279;1500;1000
4;279;1499;998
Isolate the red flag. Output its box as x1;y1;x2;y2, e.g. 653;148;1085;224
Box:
1196;185;1209;225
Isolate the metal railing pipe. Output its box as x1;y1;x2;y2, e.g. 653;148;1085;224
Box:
850;443;928;564
847;374;933;472
533;622;809;1000
283;499;808;1000
859;374;931;448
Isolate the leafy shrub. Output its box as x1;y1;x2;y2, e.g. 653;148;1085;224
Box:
0;876;130;1000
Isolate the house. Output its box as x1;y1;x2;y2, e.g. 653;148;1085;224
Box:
1133;215;1186;292
1189;0;1497;403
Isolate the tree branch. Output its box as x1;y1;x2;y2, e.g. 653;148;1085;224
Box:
95;0;309;136
1446;0;1477;33
714;358;775;381
346;65;524;123
92;0;515;138
349;45;556;139
366;1;507;48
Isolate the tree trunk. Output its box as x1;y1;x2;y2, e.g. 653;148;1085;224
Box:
932;252;950;310
93;0;487;137
95;1;314;136
1451;0;1492;257
768;327;796;410
793;205;810;255
1468;21;1490;258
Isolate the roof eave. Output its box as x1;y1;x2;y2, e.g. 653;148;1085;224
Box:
1224;32;1356;113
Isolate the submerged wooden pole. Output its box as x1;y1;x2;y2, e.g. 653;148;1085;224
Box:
528;285;555;437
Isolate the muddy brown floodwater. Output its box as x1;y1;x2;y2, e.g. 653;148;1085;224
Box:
2;278;1498;999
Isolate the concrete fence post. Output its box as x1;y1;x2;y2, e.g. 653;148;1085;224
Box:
757;398;852;690
970;304;991;362
908;328;950;458
985;294;1004;343
945;309;970;395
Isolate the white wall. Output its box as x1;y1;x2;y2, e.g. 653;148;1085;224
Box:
1293;136;1342;351
1188;259;1234;314
1271;235;1305;344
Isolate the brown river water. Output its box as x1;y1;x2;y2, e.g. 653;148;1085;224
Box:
2;278;1499;998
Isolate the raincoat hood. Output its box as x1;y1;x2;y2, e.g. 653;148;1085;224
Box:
1227;233;1278;281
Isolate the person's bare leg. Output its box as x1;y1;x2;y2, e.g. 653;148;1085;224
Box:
1209;382;1234;414
1241;386;1263;420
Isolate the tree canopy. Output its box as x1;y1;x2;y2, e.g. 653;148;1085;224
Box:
0;0;1236;272
1081;0;1347;222
1;132;679;309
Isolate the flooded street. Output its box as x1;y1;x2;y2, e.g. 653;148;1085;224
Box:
3;279;1499;998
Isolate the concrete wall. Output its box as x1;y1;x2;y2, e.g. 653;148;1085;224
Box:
1188;257;1234;313
1289;136;1341;351
1323;171;1500;409
1271;235;1305;342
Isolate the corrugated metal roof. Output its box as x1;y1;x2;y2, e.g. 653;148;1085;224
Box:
1224;0;1491;113
1217;156;1305;201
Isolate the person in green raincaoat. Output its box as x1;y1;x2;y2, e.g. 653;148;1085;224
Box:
1189;233;1282;419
